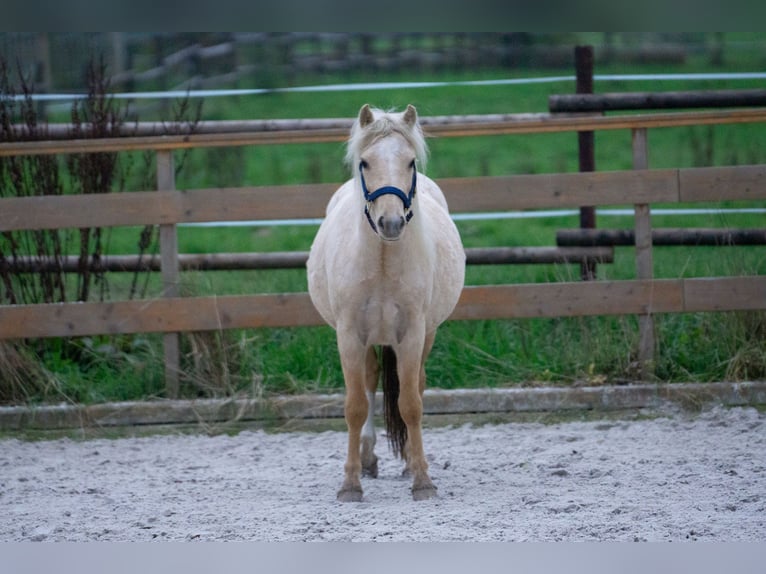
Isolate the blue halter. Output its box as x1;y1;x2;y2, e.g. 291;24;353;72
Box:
359;161;417;233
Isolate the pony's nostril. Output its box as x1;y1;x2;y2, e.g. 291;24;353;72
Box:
377;216;385;230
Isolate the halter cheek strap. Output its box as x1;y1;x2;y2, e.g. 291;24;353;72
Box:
360;163;417;233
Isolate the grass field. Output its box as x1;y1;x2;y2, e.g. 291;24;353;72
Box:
3;49;766;405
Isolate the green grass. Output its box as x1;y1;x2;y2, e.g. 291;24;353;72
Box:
4;52;766;405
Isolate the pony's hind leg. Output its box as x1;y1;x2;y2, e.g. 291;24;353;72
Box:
361;346;379;478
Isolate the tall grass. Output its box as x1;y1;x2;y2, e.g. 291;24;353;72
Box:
2;56;765;405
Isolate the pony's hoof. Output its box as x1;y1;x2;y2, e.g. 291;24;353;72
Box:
412;485;437;501
337;486;363;503
362;457;378;479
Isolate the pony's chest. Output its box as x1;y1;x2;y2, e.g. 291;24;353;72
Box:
355;290;412;346
336;275;427;345
329;239;435;344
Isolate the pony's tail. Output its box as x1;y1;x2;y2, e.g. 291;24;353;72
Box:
380;345;407;459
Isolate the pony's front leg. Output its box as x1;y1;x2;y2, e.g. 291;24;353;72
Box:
360;345;379;478
397;329;437;501
402;331;435;479
336;333;368;502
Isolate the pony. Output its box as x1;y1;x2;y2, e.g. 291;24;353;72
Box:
307;104;465;501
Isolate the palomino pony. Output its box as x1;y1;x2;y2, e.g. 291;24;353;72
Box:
307;104;465;501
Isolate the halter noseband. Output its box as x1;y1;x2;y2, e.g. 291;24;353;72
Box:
359;161;417;234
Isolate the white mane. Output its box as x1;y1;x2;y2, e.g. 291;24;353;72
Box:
344;107;429;171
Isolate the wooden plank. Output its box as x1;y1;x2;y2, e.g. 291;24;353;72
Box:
440;169;679;212
2;277;765;340
0;191;179;231
549;89;766;113
175;184;337;222
34;118;356;139
0;293;325;339
0;129;351;156
2;109;766;157
683;276;766;312
5;164;766;232
464;247;613;265
1;163;754;234
453;277;766;320
678;164;766;202
0;185;338;231
2;247;614;273
556;228;766;246
450;281;684;321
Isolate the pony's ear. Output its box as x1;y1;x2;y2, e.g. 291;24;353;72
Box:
358;104;374;127
403;104;418;127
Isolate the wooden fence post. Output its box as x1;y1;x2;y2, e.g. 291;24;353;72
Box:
575;45;597;280
157;150;180;398
632;128;655;379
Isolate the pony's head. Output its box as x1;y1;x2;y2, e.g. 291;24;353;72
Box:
346;104;428;241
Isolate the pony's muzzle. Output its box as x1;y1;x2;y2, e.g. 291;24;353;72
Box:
377;214;406;240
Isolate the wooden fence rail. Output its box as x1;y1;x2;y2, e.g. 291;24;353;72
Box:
1;110;765;396
549;88;766;112
1;277;764;341
3;109;766;157
2;165;765;232
1;247;614;274
557;228;766;247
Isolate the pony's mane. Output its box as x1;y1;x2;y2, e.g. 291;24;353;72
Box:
345;107;428;171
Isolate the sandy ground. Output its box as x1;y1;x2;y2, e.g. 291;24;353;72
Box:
1;405;764;542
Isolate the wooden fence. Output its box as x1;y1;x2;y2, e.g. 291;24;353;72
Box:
1;108;765;397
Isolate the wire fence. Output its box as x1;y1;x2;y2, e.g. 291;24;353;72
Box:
13;72;766;104
3;32;764;95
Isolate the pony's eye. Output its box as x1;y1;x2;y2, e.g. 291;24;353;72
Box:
359;160;369;170
409;160;416;169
